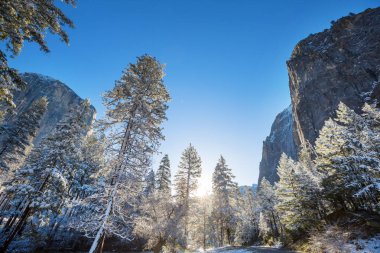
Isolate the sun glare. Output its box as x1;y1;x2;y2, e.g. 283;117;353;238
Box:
196;173;212;197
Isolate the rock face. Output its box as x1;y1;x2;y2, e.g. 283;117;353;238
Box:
258;106;298;185
4;72;96;145
288;7;380;146
258;8;380;185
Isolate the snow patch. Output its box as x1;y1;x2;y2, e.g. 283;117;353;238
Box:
345;235;380;253
203;248;251;253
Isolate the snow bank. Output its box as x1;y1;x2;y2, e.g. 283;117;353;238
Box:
345;235;380;253
195;246;251;253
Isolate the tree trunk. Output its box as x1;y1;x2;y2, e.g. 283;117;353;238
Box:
0;205;31;253
88;191;113;253
0;175;50;252
88;117;135;252
153;239;164;253
203;212;206;250
270;211;279;237
97;233;106;253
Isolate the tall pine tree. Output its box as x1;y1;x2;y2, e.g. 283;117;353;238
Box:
174;144;202;246
88;55;170;252
211;156;239;246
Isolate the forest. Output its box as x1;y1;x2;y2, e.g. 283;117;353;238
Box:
0;1;379;253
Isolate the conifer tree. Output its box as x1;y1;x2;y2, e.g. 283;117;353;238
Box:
274;154;303;231
188;196;213;250
0;99;92;252
257;178;281;241
275;151;321;236
47;132;108;245
144;169;156;196
88;55;170;252
235;187;259;245
134;164;180;253
359;103;380;207
316;102;380;212
75;133;108;198
258;212;271;242
0;97;48;182
211;156;239;246
174;144;202;245
156;154;171;195
315;116;349;211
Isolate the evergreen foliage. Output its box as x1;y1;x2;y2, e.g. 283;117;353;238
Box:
211;156;239;245
0;97;48;181
174;144;202;246
156;154;171;195
0;0;75;118
88;55;170;252
0;99;92;251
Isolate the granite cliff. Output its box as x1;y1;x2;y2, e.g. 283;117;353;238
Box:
258;7;380;184
288;7;380;147
258;106;297;184
4;72;96;145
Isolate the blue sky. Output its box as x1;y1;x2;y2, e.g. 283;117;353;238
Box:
8;0;380;191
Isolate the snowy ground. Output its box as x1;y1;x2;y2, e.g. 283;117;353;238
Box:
199;246;295;253
344;236;380;253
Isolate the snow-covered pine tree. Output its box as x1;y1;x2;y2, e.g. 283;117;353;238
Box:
46;132;108;247
258;212;271;241
134;188;181;253
174;144;202;246
274;154;303;233
0;97;48;183
88;55;170;253
315;102;378;212
296;145;325;222
134;162;182;253
0;99;92;252
315;116;349;211
188;195;213;250
274;152;321;236
156;154;171;195
0;0;75;119
235;187;259;245
257;178;281;241
339;102;378;210
211;156;239;246
74;133;108;199
144;169;156;196
359;103;380;209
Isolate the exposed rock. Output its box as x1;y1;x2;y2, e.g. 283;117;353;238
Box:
258;8;380;185
258;106;297;185
288;7;380;146
4;72;96;145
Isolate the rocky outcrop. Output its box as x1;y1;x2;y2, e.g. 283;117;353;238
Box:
4;72;96;144
258;106;297;185
288;8;380;146
258;8;380;185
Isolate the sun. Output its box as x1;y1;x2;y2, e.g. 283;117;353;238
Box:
196;173;212;197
